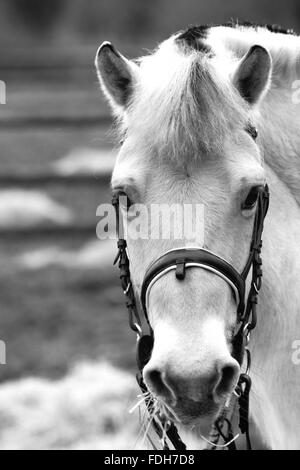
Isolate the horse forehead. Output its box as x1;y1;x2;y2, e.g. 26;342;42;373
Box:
112;120;264;194
113;147;264;196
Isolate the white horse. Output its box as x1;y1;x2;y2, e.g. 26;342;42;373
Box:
95;23;300;450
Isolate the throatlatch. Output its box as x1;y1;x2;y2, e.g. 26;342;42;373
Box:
112;184;269;451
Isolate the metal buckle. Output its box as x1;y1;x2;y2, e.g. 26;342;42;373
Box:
234;387;242;398
243;322;251;346
134;323;143;339
124;282;131;296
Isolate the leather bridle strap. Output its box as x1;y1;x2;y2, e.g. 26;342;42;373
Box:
112;184;270;451
141;248;246;321
140;186;269;334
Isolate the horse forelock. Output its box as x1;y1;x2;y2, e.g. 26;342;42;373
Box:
120;35;249;167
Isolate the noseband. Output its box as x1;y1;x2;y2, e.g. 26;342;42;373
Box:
141;247;246;318
112;184;270;450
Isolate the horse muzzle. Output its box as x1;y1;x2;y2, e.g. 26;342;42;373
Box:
143;352;240;422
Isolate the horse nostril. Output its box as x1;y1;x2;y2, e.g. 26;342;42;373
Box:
144;368;176;405
214;363;239;398
148;370;165;394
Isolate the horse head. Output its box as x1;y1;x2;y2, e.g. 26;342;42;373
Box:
95;31;272;434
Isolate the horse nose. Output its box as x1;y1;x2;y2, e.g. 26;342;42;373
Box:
213;360;240;399
144;359;239;404
144;368;177;405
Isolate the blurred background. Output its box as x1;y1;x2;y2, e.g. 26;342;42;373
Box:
0;0;299;450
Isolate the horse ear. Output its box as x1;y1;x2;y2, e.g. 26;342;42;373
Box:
95;42;138;113
233;45;272;105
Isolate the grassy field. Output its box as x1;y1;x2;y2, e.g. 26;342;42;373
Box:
0;241;137;383
0;361;141;450
0;44;149;450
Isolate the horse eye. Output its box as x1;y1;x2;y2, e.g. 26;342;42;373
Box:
242;186;260;211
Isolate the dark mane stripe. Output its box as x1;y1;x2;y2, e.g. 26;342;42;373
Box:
178;25;209;41
178;21;298;47
227;20;298;36
264;24;296;35
177;26;212;54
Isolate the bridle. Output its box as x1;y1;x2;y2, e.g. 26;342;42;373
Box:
112;181;269;450
113;184;269;450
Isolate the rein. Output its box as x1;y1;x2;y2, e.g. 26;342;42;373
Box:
112;184;269;451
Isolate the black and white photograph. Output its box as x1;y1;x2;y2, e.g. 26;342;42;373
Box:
0;0;299;453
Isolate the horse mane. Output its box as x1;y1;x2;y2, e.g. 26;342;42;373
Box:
207;22;300;85
180;21;298;38
173;22;300;87
124;37;249;165
117;22;299;167
236;21;297;36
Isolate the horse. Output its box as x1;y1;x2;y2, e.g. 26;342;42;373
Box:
95;22;300;450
